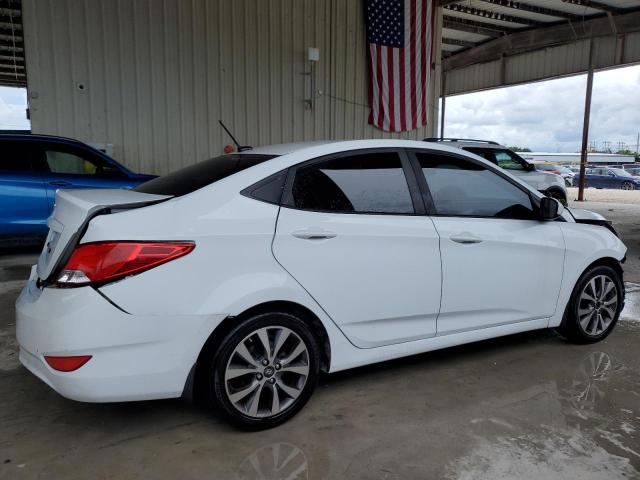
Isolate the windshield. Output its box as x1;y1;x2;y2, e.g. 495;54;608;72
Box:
610;168;633;177
134;154;278;196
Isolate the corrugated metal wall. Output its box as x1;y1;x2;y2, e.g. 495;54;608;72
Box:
21;0;441;174
445;32;640;96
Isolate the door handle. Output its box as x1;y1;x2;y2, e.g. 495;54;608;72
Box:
48;180;72;187
291;229;337;240
450;234;483;245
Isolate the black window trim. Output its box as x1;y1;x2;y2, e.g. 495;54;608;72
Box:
280;147;426;216
405;147;543;221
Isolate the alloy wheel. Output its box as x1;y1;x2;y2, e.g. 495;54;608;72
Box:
622;182;634;190
577;275;618;336
224;326;310;418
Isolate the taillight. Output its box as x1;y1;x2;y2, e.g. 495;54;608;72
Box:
45;355;92;372
56;241;195;287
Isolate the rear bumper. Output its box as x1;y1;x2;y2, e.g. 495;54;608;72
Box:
16;266;226;402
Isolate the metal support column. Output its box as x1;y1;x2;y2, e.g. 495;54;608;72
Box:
578;41;595;202
440;72;446;139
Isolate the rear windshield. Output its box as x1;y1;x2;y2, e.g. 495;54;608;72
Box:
134;154;277;196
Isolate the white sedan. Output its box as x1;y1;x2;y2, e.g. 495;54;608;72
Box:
16;140;626;429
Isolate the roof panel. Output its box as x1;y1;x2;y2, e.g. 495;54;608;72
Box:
520;0;603;15
442;27;490;43
462;0;570;22
444;9;529;28
0;0;24;87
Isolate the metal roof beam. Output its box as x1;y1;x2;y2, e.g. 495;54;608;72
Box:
439;0;463;5
0;43;22;52
442;37;476;48
444;10;640;70
478;0;582;20
443;3;543;26
0;75;26;87
0;54;22;64
0;66;24;75
0;27;21;38
560;0;621;14
443;16;513;38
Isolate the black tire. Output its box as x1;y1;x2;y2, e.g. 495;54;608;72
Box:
557;265;623;344
210;312;320;430
621;181;635;191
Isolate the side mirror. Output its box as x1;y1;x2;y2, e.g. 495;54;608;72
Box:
540;196;564;220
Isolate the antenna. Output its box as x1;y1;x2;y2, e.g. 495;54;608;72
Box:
218;120;252;152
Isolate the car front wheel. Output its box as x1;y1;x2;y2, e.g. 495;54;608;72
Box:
557;265;623;344
621;181;635;190
211;312;320;430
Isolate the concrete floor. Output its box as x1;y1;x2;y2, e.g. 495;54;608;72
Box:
1;201;640;479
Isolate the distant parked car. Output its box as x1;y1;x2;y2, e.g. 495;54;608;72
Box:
624;167;640;177
0;134;155;241
572;167;640;190
555;166;575;187
423;139;567;204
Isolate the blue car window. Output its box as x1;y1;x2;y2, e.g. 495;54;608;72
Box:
0;141;32;172
45;150;98;175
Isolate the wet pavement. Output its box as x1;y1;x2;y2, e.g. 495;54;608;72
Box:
1;250;639;479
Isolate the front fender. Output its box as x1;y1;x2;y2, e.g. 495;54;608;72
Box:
549;222;626;328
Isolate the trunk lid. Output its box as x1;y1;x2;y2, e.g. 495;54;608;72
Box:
36;188;171;281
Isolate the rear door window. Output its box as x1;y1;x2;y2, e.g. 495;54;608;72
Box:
135;154;277;196
287;151;415;214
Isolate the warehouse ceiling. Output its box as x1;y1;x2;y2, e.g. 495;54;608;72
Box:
441;0;640;69
0;0;24;87
2;0;639;90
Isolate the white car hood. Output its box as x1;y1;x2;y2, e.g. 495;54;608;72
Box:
568;208;607;222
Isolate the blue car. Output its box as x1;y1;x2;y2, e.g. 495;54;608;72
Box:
572;167;640;190
1;134;155;242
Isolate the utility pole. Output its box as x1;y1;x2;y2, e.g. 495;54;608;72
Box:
578;40;594;202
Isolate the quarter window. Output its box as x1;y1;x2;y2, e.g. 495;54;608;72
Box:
290;152;414;214
417;153;535;219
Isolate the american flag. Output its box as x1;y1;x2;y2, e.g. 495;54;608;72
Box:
366;0;436;132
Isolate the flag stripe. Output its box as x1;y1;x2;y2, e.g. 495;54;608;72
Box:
376;44;385;129
420;0;428;126
370;44;379;128
399;46;406;132
392;49;401;131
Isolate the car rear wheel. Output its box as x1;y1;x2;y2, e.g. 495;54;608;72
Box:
211;312;320;430
621;181;635;190
557;265;623;344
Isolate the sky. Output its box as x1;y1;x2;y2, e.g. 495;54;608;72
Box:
0;86;29;130
440;64;640;153
1;63;638;152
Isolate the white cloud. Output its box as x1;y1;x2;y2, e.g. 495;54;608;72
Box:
441;64;640;153
0;86;29;130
